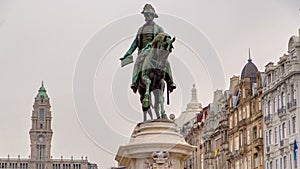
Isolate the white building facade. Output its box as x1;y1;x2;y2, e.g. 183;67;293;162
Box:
263;29;300;169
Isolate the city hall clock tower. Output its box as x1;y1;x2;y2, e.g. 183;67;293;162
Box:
29;82;53;161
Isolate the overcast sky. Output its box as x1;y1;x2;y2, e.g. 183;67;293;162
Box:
0;1;300;168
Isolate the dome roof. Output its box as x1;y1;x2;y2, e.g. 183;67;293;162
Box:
241;58;258;84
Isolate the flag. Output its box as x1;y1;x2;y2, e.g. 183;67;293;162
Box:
294;139;298;160
215;148;219;157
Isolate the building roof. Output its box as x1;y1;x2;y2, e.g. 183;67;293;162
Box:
36;81;49;100
241;56;258;85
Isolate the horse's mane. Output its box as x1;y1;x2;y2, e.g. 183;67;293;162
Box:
151;33;165;48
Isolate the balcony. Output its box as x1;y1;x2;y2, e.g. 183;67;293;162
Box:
238;119;247;128
279;138;289;149
279;139;285;149
264;114;273;124
287;99;297;110
278;107;286;118
239;146;246;155
204;151;214;159
253;138;264;149
228;150;238;159
252;110;262;121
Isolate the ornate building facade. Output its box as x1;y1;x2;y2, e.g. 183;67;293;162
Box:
0;83;98;169
227;57;264;169
202;90;229;169
262;29;300;169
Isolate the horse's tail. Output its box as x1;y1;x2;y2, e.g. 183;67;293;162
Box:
167;85;170;105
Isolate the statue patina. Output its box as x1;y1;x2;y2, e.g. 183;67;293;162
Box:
120;4;176;121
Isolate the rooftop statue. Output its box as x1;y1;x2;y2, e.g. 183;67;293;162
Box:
120;4;176;121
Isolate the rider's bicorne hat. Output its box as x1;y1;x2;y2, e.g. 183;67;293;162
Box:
141;4;158;18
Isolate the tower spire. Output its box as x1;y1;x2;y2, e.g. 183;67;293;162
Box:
248;48;252;62
36;81;49;99
191;84;198;102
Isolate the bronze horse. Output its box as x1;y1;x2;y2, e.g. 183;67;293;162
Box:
136;33;175;121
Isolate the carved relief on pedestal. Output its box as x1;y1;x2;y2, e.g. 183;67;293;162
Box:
144;151;174;169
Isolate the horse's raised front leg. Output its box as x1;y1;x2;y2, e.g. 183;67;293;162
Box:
142;75;151;110
159;80;167;119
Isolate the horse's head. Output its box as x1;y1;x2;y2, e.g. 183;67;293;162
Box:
152;33;175;53
151;33;176;69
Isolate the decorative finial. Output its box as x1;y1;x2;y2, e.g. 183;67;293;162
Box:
248;48;252;62
42;81;44;87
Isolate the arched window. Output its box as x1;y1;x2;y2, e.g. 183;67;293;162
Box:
281;92;285;108
282;123;286;139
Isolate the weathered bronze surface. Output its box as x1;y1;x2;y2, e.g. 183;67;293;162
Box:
120;4;176;121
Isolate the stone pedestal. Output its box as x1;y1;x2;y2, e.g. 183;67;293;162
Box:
115;119;194;169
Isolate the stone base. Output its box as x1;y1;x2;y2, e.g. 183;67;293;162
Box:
115;119;194;169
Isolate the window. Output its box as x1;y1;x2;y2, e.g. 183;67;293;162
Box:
290;154;292;169
240;132;243;147
37;145;45;160
235;112;238;126
269;130;272;145
270;161;273;169
260;128;263;138
247;105;250;118
281;64;285;75
278;95;281;110
268;100;271;115
280;158;283;169
260;152;263;166
254;153;258;168
235;136;239;150
283;156;287;169
244;158;247;169
274;97;277;113
40;124;43;129
244;130;247;146
281;92;285;108
276;159;279;169
288;120;291;136
247;129;251;145
201;154;204;169
282;123;286;139
253;126;257;140
39;109;45;121
279;126;282;141
275;127;278;144
266;131;269;146
248;156;251;169
239;109;242;121
237;160;240;169
291;85;295;100
292;116;296;133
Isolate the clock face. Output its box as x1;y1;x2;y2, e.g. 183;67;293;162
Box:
38;135;44;142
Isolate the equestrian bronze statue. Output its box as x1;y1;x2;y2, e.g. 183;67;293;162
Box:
120;4;176;121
